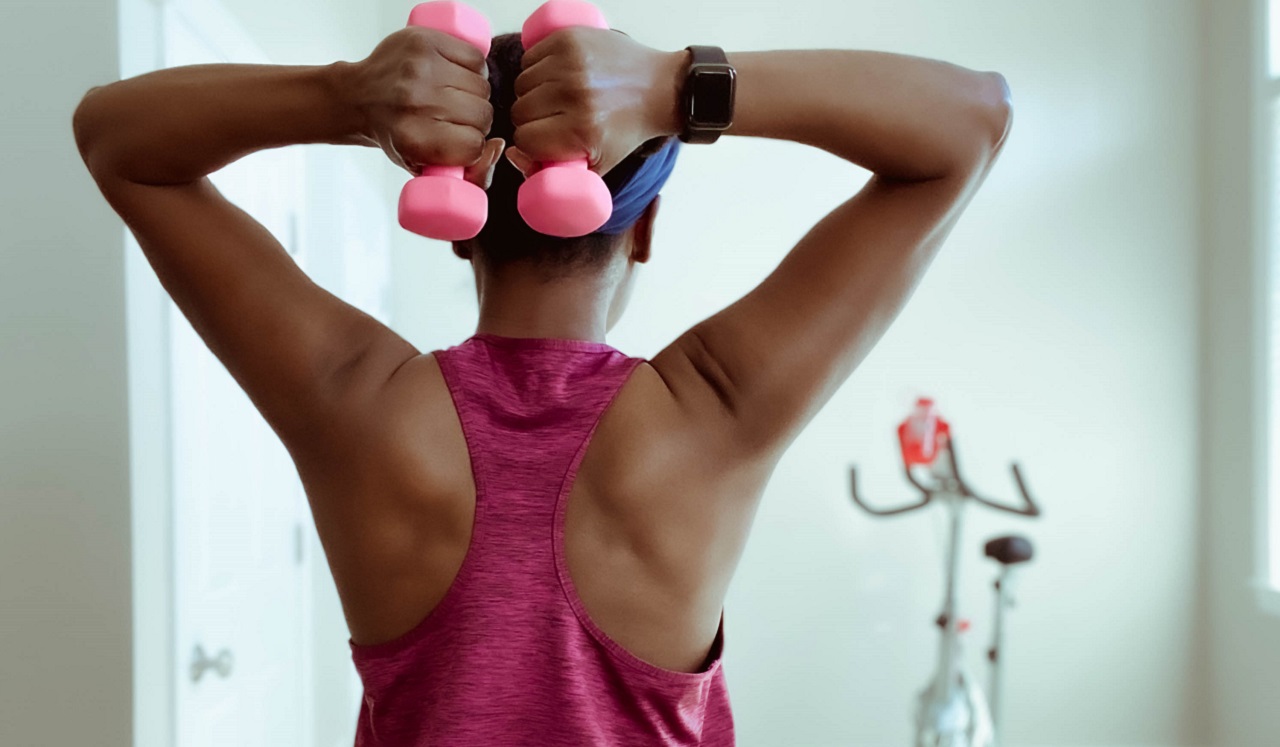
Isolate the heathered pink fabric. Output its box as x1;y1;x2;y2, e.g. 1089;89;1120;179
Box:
348;333;734;746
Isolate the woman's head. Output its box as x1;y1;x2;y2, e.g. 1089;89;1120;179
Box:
454;33;677;279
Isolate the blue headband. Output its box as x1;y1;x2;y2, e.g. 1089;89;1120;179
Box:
597;138;682;235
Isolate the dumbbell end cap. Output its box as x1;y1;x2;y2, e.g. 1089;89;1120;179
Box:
517;168;612;238
399;176;488;241
408;1;493;55
522;0;608;49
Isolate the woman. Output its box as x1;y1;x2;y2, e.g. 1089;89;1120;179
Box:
74;18;1010;747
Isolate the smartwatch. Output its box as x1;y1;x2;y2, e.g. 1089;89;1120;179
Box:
679;45;736;145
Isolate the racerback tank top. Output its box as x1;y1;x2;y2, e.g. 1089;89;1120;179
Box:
347;333;735;746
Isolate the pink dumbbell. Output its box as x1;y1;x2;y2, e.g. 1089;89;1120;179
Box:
518;0;614;238
398;2;493;241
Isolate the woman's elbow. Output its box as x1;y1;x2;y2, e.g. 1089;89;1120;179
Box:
947;71;1012;174
71;88;122;182
978;72;1013;155
72;88;101;155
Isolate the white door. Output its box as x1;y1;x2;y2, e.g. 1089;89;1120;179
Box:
163;5;310;746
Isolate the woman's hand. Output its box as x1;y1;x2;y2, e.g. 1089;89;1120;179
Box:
345;27;502;182
507;28;684;178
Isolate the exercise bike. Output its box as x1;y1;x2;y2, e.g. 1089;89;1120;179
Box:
849;399;1041;747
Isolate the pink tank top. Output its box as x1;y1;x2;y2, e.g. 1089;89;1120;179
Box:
348;333;735;746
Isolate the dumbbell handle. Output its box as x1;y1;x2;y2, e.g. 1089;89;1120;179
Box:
407;2;492;165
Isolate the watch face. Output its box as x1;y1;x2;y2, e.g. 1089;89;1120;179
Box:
689;67;735;128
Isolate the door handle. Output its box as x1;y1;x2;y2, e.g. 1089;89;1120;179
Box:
190;643;234;683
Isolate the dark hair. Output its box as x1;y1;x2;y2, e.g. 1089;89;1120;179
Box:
459;33;667;276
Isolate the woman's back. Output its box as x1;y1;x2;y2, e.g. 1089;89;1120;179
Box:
330;333;753;745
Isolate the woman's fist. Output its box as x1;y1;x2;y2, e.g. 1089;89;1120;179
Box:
507;28;683;178
348;26;496;177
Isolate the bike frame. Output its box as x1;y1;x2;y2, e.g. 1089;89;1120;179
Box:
849;401;1040;747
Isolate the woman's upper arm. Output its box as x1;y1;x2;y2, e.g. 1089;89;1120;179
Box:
650;167;994;460
100;174;417;450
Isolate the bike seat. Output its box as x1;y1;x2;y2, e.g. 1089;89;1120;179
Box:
984;535;1034;565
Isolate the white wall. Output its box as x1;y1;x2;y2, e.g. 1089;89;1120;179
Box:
0;2;132;746
1200;2;1280;746
383;1;1205;745
219;0;379;65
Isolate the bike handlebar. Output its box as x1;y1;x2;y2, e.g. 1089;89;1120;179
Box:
849;436;1041;519
849;466;933;516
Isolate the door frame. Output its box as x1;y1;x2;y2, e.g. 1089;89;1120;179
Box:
123;1;314;744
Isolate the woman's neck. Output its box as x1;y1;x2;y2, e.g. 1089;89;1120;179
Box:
473;262;617;342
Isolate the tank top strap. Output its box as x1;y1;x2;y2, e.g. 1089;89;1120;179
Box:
432;334;645;539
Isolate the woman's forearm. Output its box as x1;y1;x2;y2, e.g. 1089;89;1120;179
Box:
662;49;1010;182
74;62;364;185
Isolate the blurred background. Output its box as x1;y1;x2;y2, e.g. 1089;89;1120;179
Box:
1;0;1275;745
